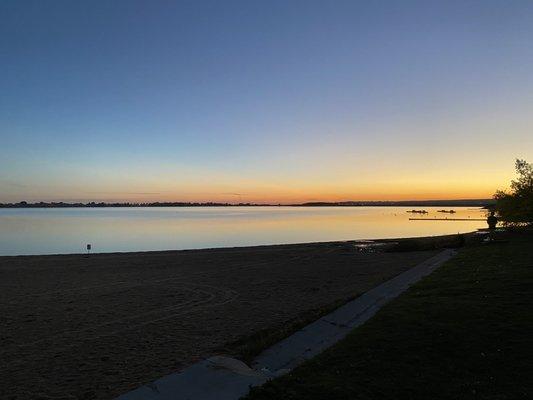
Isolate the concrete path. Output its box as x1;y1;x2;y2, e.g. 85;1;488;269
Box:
116;249;456;400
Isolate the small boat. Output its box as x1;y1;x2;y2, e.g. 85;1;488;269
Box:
406;209;428;214
437;209;456;214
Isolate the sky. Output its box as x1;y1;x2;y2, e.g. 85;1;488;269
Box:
1;0;532;204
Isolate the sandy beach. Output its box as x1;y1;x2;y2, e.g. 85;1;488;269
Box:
1;241;438;400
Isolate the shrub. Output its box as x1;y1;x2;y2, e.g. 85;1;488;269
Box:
494;159;533;226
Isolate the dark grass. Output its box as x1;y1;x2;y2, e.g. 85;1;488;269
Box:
227;234;478;364
223;294;361;364
246;230;533;400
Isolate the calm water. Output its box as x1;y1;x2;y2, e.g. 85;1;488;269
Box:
0;206;487;256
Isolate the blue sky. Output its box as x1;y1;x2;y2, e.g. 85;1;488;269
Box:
1;0;532;203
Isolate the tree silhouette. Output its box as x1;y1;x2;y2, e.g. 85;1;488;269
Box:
494;159;533;225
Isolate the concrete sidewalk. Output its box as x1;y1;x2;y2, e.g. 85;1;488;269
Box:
116;249;456;400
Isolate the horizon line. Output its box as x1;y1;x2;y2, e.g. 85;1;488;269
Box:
0;198;495;208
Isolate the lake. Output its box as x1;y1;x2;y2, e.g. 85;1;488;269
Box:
0;206;487;256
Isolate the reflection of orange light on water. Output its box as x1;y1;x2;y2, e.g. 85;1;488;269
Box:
0;206;488;255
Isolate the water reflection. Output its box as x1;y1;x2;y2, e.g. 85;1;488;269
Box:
0;207;487;256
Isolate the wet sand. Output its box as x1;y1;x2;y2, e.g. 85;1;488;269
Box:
1;242;437;399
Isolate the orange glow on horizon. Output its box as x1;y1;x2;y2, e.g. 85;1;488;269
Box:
66;185;502;204
0;162;515;204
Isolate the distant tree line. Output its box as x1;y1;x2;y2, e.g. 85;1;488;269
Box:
1;199;495;208
0;201;262;208
300;199;495;207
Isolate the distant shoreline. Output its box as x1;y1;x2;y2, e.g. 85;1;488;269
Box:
0;199;494;208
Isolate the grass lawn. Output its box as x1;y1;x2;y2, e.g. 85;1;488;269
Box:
246;231;533;400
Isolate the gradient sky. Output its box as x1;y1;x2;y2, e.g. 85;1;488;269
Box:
1;0;532;203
